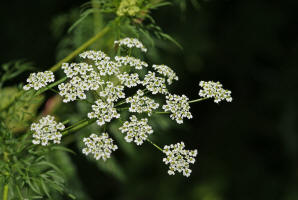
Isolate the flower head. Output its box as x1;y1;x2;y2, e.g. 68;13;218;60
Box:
114;38;147;52
153;64;178;85
88;99;120;126
82;133;118;161
119;115;153;145
30;115;65;146
23;71;55;90
117;72;141;88
163;142;197;177
162;94;192;124
115;56;148;70
95;59;121;76
142;71;168;95
79;50;109;61
99;81;125;103
199;81;232;103
126;89;159;116
59;63;104;103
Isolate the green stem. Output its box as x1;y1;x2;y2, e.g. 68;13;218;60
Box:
62;120;70;125
188;97;209;104
146;138;163;152
3;184;8;200
63;118;89;131
49;88;59;94
117;107;129;111
154;111;170;114
61;119;96;136
50;26;110;72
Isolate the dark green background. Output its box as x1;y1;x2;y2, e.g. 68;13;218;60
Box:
1;0;298;199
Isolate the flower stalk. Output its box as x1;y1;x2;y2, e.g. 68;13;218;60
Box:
49;26;110;72
3;184;8;200
188;97;209;104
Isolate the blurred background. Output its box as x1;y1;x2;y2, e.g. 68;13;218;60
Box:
1;0;298;199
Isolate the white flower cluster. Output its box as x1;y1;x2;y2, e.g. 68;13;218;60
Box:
142;71;168;94
88;99;120;126
59;63;104;102
24;39;234;177
99;81;125;103
30;115;65;146
119;115;153;145
82;133;118;161
126;90;159;116
114;37;147;52
162;94;192;124
199;81;232;103
115;56;148;69
163;142;197;177
95;59;121;76
79;50;108;61
23;71;54;90
153;64;178;85
117;72;140;88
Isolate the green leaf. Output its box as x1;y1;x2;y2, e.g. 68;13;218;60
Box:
40;179;51;198
50;146;76;155
159;32;183;50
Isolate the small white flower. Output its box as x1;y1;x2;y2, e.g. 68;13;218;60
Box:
199;81;232;103
79;50;109;61
88;99;120;126
119;115;153;145
23;71;55;90
162;142;197;177
59;63;104;103
162;94;192;124
99;81;125;103
142;71;168;95
95;59;121;76
117;72;141;88
30;115;65;146
115;56;148;70
152;64;178;85
82;133;118;161
126;89;159;116
114;38;147;52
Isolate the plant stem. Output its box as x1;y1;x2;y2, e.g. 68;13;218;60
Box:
62;120;70;125
61;118;96;136
50;26;110;72
154;111;170;114
117;107;129;111
146;138;163;153
188;97;209;104
3;184;8;200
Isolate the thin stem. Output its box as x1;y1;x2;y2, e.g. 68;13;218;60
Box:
61;118;96;136
62;120;70;125
146;138;163;153
154;111;170;114
188;97;209;104
117;107;129;111
3;184;8;200
49;88;59;94
50;26;110;72
63;118;89;131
